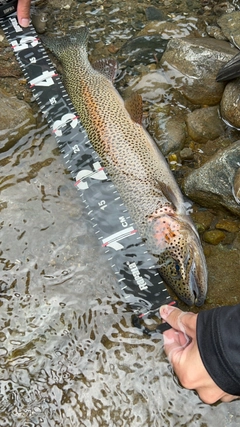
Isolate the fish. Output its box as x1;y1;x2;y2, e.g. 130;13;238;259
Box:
42;27;208;306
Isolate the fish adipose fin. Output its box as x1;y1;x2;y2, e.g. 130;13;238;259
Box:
124;92;143;125
92;58;118;83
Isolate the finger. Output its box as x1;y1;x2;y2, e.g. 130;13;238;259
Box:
221;394;240;403
162;330;185;364
17;0;31;27
160;305;197;337
164;327;190;348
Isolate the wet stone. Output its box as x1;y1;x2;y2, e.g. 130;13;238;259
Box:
124;70;171;103
179;147;194;160
215;219;240;233
217;11;240;47
145;6;167;21
203;229;226;245
233;168;240;203
191;210;215;233
160;37;238;105
31;10;48;34
183;140;240;217
206;25;227;41
117;35;168;66
149;114;186;155
0;88;36;147
186;106;225;143
220;78;240;130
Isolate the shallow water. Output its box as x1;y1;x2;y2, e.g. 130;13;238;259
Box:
0;0;240;425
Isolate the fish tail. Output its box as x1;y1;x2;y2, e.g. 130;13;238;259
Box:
41;27;89;61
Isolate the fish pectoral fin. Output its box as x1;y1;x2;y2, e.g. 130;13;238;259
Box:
124;92;143;125
92;58;118;82
155;180;179;212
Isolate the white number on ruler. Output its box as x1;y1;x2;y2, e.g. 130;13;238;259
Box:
30;70;56;87
75;161;107;190
52;113;78;136
11;36;38;52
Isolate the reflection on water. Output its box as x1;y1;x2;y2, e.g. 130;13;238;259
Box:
0;94;239;427
1;0;240;425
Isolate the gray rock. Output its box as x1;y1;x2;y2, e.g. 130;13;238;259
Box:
145;6;167;21
206;25;227;41
186;106;225;143
217;11;240;47
0;89;36;148
117;35;168;66
32;10;48;34
149;114;186;156
180;147;194;160
220;78;240;129
160;37;238;105
183;141;240;217
233;167;240;204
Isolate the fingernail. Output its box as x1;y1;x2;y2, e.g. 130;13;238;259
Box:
160;304;175;320
20;18;30;27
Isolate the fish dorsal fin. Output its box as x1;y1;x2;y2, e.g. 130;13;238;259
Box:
124;92;143;125
92;58;118;82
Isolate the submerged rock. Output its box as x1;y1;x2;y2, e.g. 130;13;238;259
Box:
183;141;240;217
117;35;168;66
159;37;238;105
203;230;226;245
125;69;171;102
0;88;36;148
217;11;240;47
32;9;48;34
145;6;167;21
149;114;186;155
186;106;225;143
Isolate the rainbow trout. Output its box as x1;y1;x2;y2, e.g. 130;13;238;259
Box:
43;27;208;306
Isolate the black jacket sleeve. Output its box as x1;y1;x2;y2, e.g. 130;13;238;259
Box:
197;304;240;396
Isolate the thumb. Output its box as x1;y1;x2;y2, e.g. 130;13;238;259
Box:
17;0;31;27
160;305;197;337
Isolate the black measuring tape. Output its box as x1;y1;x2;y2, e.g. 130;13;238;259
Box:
0;4;176;334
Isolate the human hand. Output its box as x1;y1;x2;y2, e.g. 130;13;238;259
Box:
17;0;31;27
160;304;238;404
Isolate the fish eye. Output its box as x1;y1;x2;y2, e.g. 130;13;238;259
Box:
166;258;182;279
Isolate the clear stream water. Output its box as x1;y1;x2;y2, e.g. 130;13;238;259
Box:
0;0;240;425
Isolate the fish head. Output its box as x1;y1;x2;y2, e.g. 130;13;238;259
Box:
147;213;208;306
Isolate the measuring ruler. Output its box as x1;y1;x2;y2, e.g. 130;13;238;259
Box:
0;3;176;334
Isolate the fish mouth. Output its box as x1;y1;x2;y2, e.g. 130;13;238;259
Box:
189;260;205;307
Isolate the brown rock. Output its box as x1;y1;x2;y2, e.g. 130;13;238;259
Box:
203;230;226;245
220;78;240;129
186;106;225;143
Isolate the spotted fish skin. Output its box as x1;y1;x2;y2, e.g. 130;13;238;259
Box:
43;28;208;306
